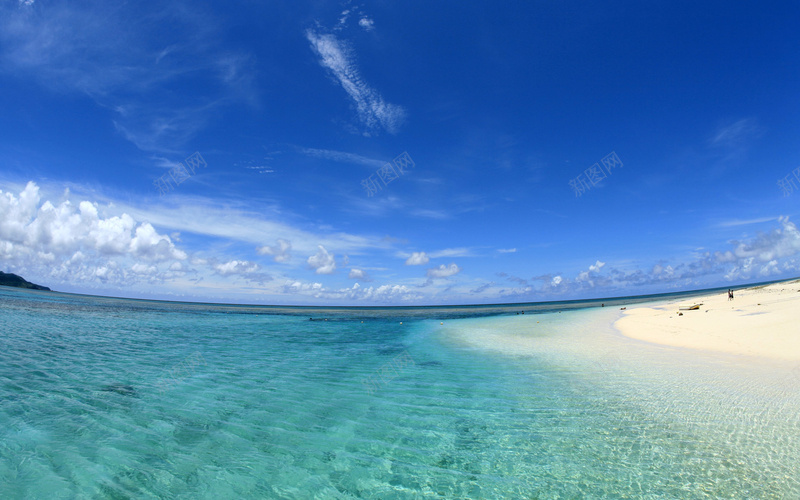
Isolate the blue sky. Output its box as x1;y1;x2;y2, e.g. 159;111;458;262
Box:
1;0;800;305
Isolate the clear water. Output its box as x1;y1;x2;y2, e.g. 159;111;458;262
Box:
1;287;799;498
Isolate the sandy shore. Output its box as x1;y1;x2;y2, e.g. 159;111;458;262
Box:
614;279;800;361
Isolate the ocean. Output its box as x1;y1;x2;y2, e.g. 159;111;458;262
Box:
1;286;799;498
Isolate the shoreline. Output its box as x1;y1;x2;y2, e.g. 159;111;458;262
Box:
614;279;800;361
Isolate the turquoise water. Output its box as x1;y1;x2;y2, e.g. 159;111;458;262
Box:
1;287;799;498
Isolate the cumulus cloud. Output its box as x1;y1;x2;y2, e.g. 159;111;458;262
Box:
215;259;260;276
131;263;157;275
306;30;406;134
405;251;430;265
718;216;800;263
307;245;336;274
362;283;415;301
212;259;271;285
520;218;800;297
576;260;605;283
348;268;370;280
257;238;291;263
0;181;202;290
283;279;419;303
427;263;461;278
0;182;186;262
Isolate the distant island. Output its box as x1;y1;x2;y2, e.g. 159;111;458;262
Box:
0;271;51;291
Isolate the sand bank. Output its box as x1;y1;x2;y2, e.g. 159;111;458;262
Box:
614;279;800;360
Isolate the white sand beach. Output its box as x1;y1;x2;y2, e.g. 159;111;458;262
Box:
615;279;800;361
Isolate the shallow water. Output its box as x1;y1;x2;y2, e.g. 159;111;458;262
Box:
1;287;798;498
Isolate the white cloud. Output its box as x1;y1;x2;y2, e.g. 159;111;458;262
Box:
717;217;778;228
720;217;800;281
405;251;430;265
215;259;260;276
427;263;461;278
364;284;416;301
498;248;517;253
282;279;419;303
129;223;188;261
286;280;324;294
710;118;760;147
131;263;157;275
0;182;186;262
257;238;292;263
307;245;336;274
0;182;210;291
122;194;384;258
576;260;605;283
401;248;470;266
430;247;472;258
526;218;800;296
0;2;255;153
651;264;674;277
717;216;800;263
338;9;351;26
358;17;375;31
761;260;779;277
348;268;369;280
306;30;406;134
410;209;451;220
212;259;270;285
0;178;408;298
590;260;605;272
299;147;384;168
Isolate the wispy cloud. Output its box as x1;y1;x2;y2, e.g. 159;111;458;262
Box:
299;147;385;168
0;2;256;153
710;118;760;147
716;216;778;228
401;248;472;264
430;248;473;258
410;208;451;220
306;30;406;135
